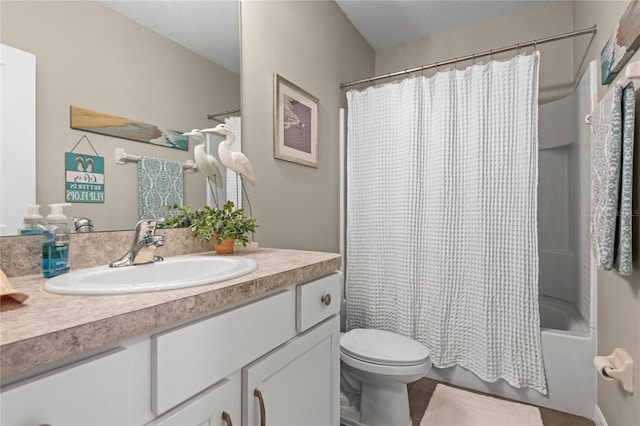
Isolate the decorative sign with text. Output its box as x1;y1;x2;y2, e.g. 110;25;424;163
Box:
65;152;105;203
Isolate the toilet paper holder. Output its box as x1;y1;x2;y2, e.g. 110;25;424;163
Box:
593;347;634;393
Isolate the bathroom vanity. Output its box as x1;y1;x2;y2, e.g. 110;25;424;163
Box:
0;248;341;425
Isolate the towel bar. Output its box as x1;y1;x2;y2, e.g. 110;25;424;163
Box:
114;148;197;172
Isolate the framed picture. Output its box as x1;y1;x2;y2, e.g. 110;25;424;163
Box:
274;74;319;168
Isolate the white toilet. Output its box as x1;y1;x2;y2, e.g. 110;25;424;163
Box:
340;329;431;426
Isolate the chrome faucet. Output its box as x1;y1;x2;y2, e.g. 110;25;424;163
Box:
109;218;166;267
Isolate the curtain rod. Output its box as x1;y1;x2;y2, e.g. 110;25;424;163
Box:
340;25;597;89
206;109;241;123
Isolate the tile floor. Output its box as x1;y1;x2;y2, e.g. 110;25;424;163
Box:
408;378;595;426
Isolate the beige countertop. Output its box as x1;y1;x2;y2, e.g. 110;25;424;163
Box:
0;248;341;379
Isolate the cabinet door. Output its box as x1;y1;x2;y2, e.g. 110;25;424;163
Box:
153;289;295;415
0;348;129;425
147;371;241;426
243;315;340;426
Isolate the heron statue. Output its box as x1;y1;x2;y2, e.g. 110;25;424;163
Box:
183;129;223;208
201;124;255;216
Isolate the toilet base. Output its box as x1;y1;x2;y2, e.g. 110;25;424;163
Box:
340;403;365;426
339;383;413;426
340;404;411;426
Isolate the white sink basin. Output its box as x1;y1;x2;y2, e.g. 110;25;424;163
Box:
44;256;257;295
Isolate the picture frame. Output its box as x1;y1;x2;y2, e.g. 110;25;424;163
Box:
274;74;319;168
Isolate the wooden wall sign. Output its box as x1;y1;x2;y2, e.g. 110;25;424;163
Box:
70;106;188;151
601;0;640;84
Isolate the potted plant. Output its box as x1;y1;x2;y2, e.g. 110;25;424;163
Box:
160;204;199;229
191;201;257;254
160;202;258;254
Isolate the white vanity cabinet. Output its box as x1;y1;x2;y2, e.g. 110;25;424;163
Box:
0;272;341;426
0;348;130;425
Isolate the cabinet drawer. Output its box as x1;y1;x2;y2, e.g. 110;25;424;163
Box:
296;273;341;332
0;348;129;425
147;372;240;426
153;289;295;415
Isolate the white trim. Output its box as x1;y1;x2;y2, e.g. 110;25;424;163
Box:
593;405;608;426
339;108;347;330
0;44;36;236
339;109;346;279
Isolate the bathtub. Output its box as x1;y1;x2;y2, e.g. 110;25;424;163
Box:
426;294;596;418
540;295;589;335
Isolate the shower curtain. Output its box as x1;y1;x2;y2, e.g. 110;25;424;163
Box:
346;53;547;394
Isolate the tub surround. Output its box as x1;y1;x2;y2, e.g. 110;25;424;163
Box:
0;245;341;379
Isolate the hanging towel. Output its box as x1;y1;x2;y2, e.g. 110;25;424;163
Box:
590;81;635;275
138;156;183;219
614;83;635;274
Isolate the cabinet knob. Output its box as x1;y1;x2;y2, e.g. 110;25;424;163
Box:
254;388;266;426
321;294;332;306
222;411;233;426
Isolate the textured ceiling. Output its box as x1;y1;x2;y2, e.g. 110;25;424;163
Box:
100;0;240;74
100;1;560;74
335;0;560;51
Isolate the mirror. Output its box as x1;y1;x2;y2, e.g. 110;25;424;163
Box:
0;0;240;236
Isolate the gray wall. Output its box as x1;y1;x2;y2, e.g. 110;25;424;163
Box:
241;0;374;252
375;1;575;104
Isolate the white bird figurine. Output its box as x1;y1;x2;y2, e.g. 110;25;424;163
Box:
202;124;255;185
183;129;223;207
201;124;255;215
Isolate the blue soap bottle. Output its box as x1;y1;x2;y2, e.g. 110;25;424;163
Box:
42;203;71;278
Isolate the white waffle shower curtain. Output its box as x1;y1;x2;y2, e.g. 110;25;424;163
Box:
346;53;546;394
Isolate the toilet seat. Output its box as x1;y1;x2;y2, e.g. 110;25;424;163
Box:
341;329;429;366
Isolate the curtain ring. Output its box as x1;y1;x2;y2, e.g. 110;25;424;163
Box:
517;43;521;55
387;73;392;83
533;40;537;53
454;58;458;70
435;61;441;72
490;49;495;61
405;69;410;77
472;53;476;65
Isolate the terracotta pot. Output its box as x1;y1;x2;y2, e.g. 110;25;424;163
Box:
214;235;235;255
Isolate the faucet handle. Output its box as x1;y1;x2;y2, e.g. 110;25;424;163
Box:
134;218;165;240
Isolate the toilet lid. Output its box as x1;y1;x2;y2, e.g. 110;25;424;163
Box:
341;329;429;366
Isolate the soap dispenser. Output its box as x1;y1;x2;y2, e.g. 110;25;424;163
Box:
19;205;45;235
42;203;72;278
